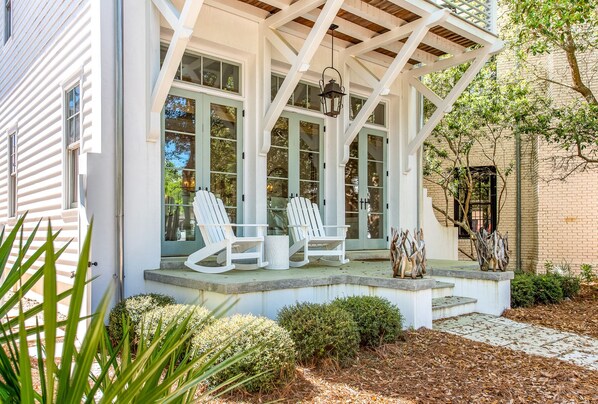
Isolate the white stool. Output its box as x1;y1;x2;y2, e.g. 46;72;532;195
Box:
265;235;290;270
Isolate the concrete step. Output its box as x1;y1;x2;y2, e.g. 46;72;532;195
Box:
432;296;477;320
432;281;455;298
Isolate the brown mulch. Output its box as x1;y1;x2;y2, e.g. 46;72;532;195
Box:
216;329;598;403
504;284;598;339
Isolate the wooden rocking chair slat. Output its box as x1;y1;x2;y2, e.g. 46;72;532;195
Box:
185;190;268;273
287;197;349;267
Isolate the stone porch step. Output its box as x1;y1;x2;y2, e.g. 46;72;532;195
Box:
432;296;477;320
432;281;455;298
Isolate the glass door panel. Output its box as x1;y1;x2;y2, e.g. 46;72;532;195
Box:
345;129;387;250
162;94;200;255
162;90;243;256
267;113;324;235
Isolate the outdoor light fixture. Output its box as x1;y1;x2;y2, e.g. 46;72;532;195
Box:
319;24;346;118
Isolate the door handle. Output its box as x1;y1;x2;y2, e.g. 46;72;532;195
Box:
359;198;364;209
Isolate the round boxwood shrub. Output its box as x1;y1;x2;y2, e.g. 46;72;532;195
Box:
138;304;214;349
108;293;175;344
277;302;359;366
532;274;563;304
192;314;296;393
331;296;403;347
511;274;536;308
550;274;580;299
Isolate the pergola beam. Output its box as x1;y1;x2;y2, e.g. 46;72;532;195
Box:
341;9;450;164
403;41;502;171
152;0;180;29
149;0;204;142
409;77;442;107
261;0;344;155
345;56;380;89
265;28;298;64
265;0;325;29
344;18;423;56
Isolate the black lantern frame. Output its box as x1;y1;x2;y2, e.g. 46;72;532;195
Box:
318;24;346;118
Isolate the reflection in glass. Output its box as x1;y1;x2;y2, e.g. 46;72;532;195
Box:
346;213;359;239
293;83;308;109
267;117;290;234
181;53;202;84
210;103;238;217
300;181;318;204
203;58;221;88
165;96;196;133
222;62;240;93
367;214;382;239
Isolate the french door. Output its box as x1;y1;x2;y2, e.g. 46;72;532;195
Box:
345;128;387;250
161;88;243;256
267;113;324;235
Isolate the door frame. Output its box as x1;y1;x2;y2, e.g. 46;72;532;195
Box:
161;88;244;256
346;127;388;250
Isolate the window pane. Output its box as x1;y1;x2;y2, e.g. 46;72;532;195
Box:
367;135;384;161
211;173;237;208
373;102;385;125
299;121;319;151
345;158;358;186
308;85;321;111
346;212;359;239
271;75;279;101
299;151;319;181
202;58;221;88
181;52;202;84
210;104;237;140
299;181;318;204
345;185;359;213
210;138;237;173
267;147;288;178
164;132;195;171
367;213;383;239
164;96;195;133
271;117;289;147
293;83;308;109
164;204;196;241
221;62;240;93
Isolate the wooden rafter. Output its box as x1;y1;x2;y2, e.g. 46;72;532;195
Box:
148;0;204;142
340;9;450;164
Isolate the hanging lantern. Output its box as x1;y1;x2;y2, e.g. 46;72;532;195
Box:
319;24;346;118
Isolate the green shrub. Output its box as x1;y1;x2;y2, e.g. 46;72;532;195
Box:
192;314;296;393
139;304;214;348
550;274;580;299
331;296;403;347
277;302;359;366
532;275;563;304
580;264;595;283
511;274;536;308
108;293;175;343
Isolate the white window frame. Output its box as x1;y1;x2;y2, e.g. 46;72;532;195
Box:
4;0;11;44
61;71;83;210
7;130;16;218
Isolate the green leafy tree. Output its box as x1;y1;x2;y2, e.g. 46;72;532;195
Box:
423;60;543;257
502;0;598;177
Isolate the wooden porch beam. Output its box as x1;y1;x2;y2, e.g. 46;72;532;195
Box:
149;0;204;142
261;0;344;155
341;9;450;164
403;43;501;172
151;0;180;29
345;56;380;89
265;0;325;29
265;28;298;64
343;18;425;56
409;77;442;107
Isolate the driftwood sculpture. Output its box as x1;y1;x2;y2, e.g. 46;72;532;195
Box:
474;229;510;272
390;228;426;279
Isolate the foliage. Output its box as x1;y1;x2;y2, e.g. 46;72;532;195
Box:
192;314;296;393
423;60;544;251
532;274;564;304
501;0;598;176
551;274;581;299
108;293;175;345
579;263;595;283
331;296;403;347
138;304;214;350
511;274;536;308
0;215;258;403
277;302;359;366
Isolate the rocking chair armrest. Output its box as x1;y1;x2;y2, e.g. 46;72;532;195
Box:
197;223;234;227
288;224;309;228
322;225;350;228
229;224;269;228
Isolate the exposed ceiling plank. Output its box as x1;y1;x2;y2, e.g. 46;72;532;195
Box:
265;0;325;29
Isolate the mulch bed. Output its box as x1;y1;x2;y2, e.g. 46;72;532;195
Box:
504;284;598;339
216;329;598;403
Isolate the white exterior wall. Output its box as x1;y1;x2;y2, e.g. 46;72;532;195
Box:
122;2;423;297
0;0;117;313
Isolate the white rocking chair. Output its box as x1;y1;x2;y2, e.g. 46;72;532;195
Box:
287;197;349;267
185;191;268;273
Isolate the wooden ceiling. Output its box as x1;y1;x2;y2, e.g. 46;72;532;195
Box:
236;0;478;66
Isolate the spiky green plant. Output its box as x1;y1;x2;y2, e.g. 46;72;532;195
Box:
0;215;261;403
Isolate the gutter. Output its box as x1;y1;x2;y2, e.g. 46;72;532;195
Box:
115;0;125;301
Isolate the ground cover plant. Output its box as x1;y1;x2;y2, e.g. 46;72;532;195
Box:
511;272;581;308
0;215;257;403
331;296;403;347
108;293;176;344
192;314;296;393
278;302;360;366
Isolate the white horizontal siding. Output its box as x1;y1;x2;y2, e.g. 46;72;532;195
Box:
0;0;94;301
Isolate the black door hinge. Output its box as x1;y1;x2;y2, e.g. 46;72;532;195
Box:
323;199;326;206
323;162;326;169
386;203;389;209
242;194;245;202
242;110;245;117
386;171;389;177
242;152;245;159
386;236;389;242
386;138;389;144
323;125;326;132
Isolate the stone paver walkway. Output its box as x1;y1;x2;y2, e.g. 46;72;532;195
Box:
435;313;598;371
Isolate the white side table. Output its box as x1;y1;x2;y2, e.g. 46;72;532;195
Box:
265;235;290;270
